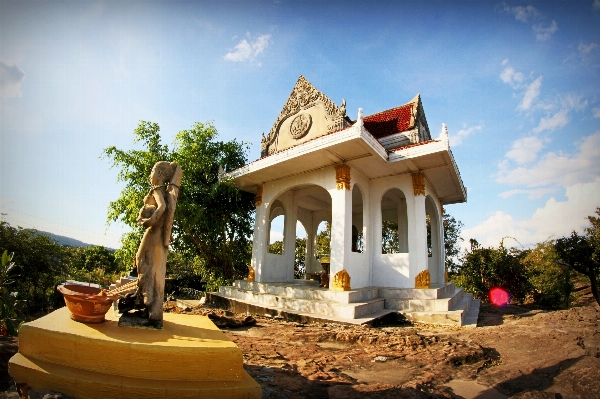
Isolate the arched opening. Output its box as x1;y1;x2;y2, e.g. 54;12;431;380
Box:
268;200;285;254
381;188;408;254
352;184;364;253
314;220;330;259
264;184;332;283
295;221;307;279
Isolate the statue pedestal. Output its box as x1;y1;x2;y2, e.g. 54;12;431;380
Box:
9;307;261;399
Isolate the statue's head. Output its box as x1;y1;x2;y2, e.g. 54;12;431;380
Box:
150;161;176;186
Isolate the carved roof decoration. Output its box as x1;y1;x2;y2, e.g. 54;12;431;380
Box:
261;75;349;157
363;94;430;140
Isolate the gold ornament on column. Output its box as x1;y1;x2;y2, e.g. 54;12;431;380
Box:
255;185;264;206
415;270;430;289
411;172;425;196
246;265;255;282
331;270;351;291
335;164;351;190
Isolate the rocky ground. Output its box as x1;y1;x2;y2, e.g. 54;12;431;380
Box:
1;290;598;399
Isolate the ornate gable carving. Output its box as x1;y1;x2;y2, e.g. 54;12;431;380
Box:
261;75;349;157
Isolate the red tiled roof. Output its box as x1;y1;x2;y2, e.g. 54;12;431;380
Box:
363;103;415;139
389;139;438;152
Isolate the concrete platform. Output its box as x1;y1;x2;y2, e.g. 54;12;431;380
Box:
9;307;261;399
211;281;480;327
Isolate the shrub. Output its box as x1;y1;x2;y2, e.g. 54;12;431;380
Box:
452;239;531;304
523;241;572;308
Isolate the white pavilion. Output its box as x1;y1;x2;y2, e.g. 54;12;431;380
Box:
213;76;478;326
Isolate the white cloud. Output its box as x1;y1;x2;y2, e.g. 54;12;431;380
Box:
463;178;600;248
533;20;558;41
578;42;598;56
594;0;600;10
269;230;283;243
497;4;557;40
532;108;569;133
498;187;558;200
499;4;540;22
450;124;482;147
517;77;542;111
505;136;545;164
496;131;600;188
0;61;25;98
224;34;271;63
593;107;600;118
499;60;543;111
531;94;586;133
500;65;524;88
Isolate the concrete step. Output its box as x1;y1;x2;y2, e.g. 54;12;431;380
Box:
208;292;396;326
214;281;480;327
379;282;456;300
462;299;480;328
231;281;378;304
402;292;478;327
218;287;384;319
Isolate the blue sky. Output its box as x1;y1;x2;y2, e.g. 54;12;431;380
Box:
1;0;599;250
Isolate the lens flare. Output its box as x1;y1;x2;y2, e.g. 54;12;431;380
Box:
489;287;510;307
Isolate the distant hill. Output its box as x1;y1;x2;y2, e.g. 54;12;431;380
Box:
35;230;93;248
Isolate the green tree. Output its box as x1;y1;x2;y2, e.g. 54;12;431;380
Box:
0;221;67;315
443;208;464;273
315;222;331;258
555;208;600;305
0;251;24;336
103;121;255;286
523;240;572;308
295;238;306;279
269;241;283;255
453;239;531;304
82;246;117;274
381;221;400;254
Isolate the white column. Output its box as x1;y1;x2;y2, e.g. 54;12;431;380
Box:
408;194;427;284
329;185;352;286
304;221;315;277
251;202;268;282
436;207;446;286
284;194;299;282
398;198;408;253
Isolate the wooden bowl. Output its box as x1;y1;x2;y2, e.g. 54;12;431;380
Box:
57;284;119;323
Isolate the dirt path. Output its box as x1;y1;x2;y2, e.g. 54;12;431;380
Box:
1;296;598;398
217;297;600;398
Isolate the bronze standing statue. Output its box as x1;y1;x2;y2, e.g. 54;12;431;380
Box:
118;161;182;329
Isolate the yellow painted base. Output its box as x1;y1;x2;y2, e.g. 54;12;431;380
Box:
9;307;261;399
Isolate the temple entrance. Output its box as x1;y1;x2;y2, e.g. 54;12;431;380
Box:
265;184;332;283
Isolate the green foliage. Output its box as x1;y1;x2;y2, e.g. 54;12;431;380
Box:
82;246;117;274
315;222;331;258
452;239;532;304
381;221;400;254
103;120;255;289
443;208;464;273
0;251;24;336
555;207;600;306
0;221;122;315
269;241;283;255
295;238;306;279
523;240;572;308
0;221;67;314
